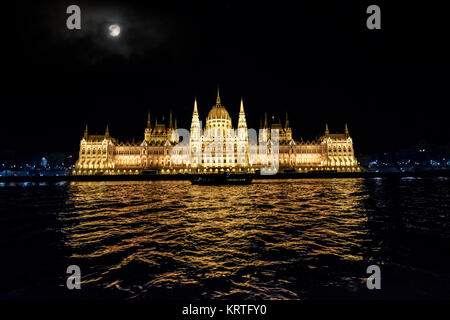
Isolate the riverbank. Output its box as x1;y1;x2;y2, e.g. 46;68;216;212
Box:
0;170;449;183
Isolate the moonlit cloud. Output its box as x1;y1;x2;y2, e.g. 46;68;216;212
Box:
56;3;172;63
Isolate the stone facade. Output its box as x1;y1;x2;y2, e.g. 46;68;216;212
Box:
73;90;360;175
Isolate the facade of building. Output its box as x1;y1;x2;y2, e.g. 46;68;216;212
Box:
73;90;360;175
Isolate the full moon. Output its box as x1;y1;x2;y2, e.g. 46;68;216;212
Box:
108;24;120;37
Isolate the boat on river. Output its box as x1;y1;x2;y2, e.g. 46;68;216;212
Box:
190;173;253;185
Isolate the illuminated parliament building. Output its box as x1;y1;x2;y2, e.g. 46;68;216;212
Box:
73;90;360;175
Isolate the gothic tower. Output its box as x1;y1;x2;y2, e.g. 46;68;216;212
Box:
144;112;152;142
171;118;179;143
168;111;178;143
259;112;269;143
285;112;292;141
237;98;249;166
190;98;201;168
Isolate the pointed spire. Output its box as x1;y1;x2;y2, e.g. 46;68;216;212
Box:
325;123;329;135
174;118;178;129
191;97;200;131
169;111;173;129
345;123;349;135
216;86;221;105
193;97;198;114
155;117;158;126
238;97;247;130
84;124;88;138
264;112;268;128
285;112;290;128
147;111;151;129
105;124;110;137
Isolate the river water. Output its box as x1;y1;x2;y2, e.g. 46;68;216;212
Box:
1;178;449;299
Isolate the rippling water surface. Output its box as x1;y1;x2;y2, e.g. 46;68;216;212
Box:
1;178;450;299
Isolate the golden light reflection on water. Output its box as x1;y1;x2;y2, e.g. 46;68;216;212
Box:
62;179;369;299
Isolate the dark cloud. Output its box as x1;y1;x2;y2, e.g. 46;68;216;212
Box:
17;2;177;65
3;1;449;155
60;4;173;63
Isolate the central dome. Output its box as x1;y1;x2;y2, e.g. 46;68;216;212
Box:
205;88;233;132
207;105;231;121
206;88;231;121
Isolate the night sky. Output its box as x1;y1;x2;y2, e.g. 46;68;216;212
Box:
3;1;449;157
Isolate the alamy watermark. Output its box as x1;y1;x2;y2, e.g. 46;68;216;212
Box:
170;127;280;175
66;265;81;289
366;265;381;290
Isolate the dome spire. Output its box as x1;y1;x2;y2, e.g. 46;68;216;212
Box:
216;86;221;105
325;123;329;135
